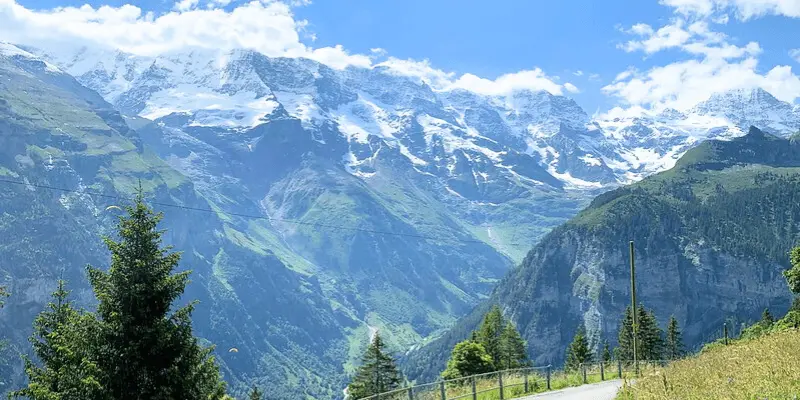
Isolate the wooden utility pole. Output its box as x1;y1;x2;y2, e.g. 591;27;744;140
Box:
630;241;639;376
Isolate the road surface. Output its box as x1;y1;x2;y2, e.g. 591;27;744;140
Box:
518;380;624;400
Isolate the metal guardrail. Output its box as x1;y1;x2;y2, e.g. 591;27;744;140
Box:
358;360;673;400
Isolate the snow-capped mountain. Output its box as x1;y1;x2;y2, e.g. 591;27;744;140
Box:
33;45;799;194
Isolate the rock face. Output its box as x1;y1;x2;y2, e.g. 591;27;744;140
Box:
404;127;799;382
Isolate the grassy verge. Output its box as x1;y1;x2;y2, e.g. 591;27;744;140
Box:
616;328;800;399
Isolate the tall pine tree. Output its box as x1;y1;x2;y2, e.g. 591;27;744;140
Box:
617;304;665;362
11;280;105;400
637;306;664;361
617;306;635;362
475;305;505;368
761;308;775;326
248;386;263;400
601;340;612;364
665;316;684;360
499;322;529;369
347;332;402;399
564;325;592;371
86;191;227;400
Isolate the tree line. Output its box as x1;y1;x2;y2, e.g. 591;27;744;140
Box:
345;305;528;399
564;305;686;370
0;192;265;400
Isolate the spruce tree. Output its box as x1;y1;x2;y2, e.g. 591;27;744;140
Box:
499;322;529;369
441;340;494;380
347;333;402;399
11;280;105;400
248;385;263;400
564;325;592;371
637;306;664;361
617;306;635;362
601;340;612;364
86;191;226;400
665;316;684;360
475;305;505;368
761;308;775;326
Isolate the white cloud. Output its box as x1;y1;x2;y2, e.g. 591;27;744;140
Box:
376;57;456;87
620;21;692;53
309;45;371;69
174;0;199;11
448;69;574;96
610;6;797;110
619;19;758;59
573;70;584;76
564;82;580;93
790;48;800;63
375;58;575;96
660;0;800;19
603;57;800;109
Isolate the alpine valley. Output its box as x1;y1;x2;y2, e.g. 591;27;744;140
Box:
1;41;800;398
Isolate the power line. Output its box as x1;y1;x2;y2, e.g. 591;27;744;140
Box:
0;177;489;244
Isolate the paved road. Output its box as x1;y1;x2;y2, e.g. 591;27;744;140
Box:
518;380;624;400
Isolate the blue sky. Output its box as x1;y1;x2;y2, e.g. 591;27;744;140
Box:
8;0;800;113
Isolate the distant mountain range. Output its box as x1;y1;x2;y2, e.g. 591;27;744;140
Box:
2;41;800;398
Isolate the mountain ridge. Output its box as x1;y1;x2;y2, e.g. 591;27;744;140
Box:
404;126;800;382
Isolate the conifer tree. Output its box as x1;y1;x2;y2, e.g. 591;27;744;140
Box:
637;306;664;361
617;306;635;362
248;385;263;400
11;280;105;400
86;190;226;400
601;340;612;364
499;322;529;369
665;316;684;360
347;333;402;399
761;308;774;326
475;305;505;367
618;304;664;362
564;325;592;371
441;340;494;380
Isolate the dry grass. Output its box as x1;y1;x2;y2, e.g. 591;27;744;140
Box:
617;328;800;399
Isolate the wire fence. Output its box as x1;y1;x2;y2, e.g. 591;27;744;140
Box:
358;360;672;400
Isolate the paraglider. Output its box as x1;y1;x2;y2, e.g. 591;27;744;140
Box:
228;348;239;353
105;205;122;212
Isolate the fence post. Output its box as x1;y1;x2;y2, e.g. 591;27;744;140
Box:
724;322;729;345
407;387;413;400
546;365;551;390
617;360;622;379
498;371;504;400
524;370;529;393
471;377;477;400
582;364;587;384
600;362;605;381
439;381;446;400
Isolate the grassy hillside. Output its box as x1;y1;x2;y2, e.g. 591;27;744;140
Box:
618;312;800;399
